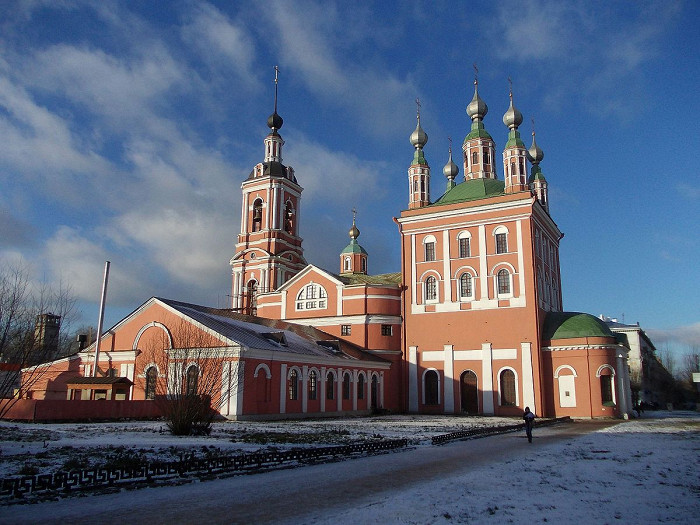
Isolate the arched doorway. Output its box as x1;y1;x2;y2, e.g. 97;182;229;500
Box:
460;370;478;414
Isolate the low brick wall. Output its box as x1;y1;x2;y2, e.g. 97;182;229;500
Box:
0;399;163;422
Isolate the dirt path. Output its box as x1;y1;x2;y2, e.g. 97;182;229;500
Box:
1;420;619;525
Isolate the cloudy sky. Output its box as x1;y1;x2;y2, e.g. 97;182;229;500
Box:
0;1;697;353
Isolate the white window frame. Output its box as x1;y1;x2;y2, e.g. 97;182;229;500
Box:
295;282;328;311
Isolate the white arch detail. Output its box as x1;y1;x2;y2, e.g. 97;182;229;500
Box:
421;367;441;405
133;322;172;351
596;364;616;377
554;364;578;378
254;363;272;379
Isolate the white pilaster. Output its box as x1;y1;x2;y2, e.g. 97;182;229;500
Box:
408;346;419;412
442;230;452;303
302;365;308;413
320;367;326;412
411;234;417;305
521;342;535;409
516;220;525;298
479;225;488;299
481;343;494;415
443;344;455;413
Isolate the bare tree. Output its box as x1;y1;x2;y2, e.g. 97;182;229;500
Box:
0;261;77;416
144;319;237;435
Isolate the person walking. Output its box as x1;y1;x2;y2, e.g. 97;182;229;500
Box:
523;406;535;443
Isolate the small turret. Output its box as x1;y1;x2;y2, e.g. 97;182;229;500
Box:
340;209;368;275
502;80;528;194
462;67;497;181
443;139;459;191
527;125;549;213
408;98;431;209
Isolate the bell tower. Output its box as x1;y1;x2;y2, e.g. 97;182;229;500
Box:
230;67;306;315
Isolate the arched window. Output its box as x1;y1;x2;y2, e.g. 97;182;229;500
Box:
326;371;335;400
246;279;258;315
342;373;351;400
361;257;367;273
472;151;478;165
308;370;317;400
499;369;516;406
425;276;437;302
288;369;299;400
357;374;365;400
413;179;418;192
145;366;157;400
295;283;328;310
424;370;439;405
344;257;351;271
285;202;294;234
460;273;473;298
424;239;435;261
495;228;508;254
458;235;471;258
252;199;263;232
186;365;198;396
599;367;615;405
497;269;511;295
511;161;516;176
483;148;490;165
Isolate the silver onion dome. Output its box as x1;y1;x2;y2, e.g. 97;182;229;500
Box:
466;80;488;121
410;116;428;148
443;148;459;179
527;131;544;164
503;93;523;129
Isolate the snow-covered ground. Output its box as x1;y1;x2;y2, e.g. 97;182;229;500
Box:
0;414;519;478
1;411;698;524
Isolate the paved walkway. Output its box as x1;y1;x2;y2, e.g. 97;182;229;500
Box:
1;420;618;525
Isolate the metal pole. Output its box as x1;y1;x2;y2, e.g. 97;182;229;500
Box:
92;261;110;377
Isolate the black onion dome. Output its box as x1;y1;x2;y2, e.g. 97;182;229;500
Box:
267;111;283;130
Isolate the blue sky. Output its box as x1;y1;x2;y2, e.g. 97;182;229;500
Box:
0;1;698;356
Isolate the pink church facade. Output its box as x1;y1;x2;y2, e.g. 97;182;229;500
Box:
17;75;632;421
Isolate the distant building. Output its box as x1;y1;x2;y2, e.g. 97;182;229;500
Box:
602;317;674;406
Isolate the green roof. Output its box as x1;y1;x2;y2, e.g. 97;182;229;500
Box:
341;240;368;255
337;272;401;286
542;312;615;340
504;129;526;148
464;121;492;141
433;178;505;205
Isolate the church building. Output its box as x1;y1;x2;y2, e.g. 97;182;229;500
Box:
19;72;632;421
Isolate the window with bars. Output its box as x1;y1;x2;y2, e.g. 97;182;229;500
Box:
186;365;198;396
424;242;435;261
425;276;437;301
460;273;473;298
288;369;299;400
145;367;157;400
459;237;471;258
381;324;392;336
308;371;317;400
497;269;511;295
341;324;351;336
496;232;508;254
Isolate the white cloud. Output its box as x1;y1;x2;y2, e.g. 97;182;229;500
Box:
648;322;700;350
180;3;259;90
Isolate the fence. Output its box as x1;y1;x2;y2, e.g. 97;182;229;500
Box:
0;439;408;501
0;399;163;421
431;416;571;445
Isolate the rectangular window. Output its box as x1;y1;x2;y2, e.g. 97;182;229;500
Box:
341;325;351;336
425;242;435;261
381;324;392;336
459;238;470;258
496;233;507;254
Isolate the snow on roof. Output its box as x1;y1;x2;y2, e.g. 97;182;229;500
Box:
157;298;387;364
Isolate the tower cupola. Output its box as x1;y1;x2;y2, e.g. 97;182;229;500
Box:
340;209;368;275
463;67;497;181
443;139;459;191
527;125;549;212
502;81;528;194
408;98;431;209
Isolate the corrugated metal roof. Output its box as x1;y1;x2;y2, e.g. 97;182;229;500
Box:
157;298;388;363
